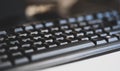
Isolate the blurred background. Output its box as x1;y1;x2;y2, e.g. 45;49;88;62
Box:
0;0;119;25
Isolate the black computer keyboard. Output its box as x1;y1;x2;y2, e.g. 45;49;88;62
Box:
0;10;120;71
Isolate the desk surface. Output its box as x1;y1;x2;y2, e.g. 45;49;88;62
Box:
42;51;120;71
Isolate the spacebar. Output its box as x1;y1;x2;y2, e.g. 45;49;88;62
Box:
31;40;95;61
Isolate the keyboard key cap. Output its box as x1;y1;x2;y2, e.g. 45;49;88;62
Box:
103;35;118;42
35;45;46;51
77;36;89;41
97;32;108;37
85;14;93;21
109;30;120;35
0;43;7;47
73;27;82;32
66;38;79;43
112;25;120;30
68;18;76;23
77;16;84;22
35;24;44;29
0;31;7;35
24;48;34;54
45;42;57;48
45;22;54;27
13;56;29;65
95;28;103;33
0;61;12;69
79;22;87;26
87;34;98;39
103;27;111;31
24;25;34;31
85;30;94;35
0;54;8;60
92;38;107;45
40;29;49;33
50;27;59;31
56;40;68;46
14;27;23;33
59;19;67;24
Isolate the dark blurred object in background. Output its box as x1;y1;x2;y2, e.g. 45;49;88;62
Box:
0;0;119;25
0;0;27;26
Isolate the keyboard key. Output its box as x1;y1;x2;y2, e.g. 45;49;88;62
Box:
92;24;99;28
45;38;53;43
0;31;7;35
0;61;12;69
44;33;52;38
103;27;111;31
104;12;111;18
85;30;94;35
97;32;108;37
56;40;68;46
0;43;7;47
0;54;8;60
112;25;120;30
97;13;104;19
25;26;34;31
30;31;38;35
60;25;69;29
64;29;73;34
79;22;87;26
68;24;78;28
77;36;89;41
68;18;76;23
73;31;84;37
103;35;118;42
54;31;63;35
95;28;103;33
66;38;79;43
50;27;59;31
54;35;64;41
35;45;46;51
35;24;44;29
45;42;57;48
45;22;54;27
77;16;84;22
13;56;29;65
40;29;49;33
83;26;91;30
59;19;67;24
109;30;120;35
91;38;107;45
87;34;98;39
12;51;22;57
85;14;93;21
24;49;34;54
61;33;74;39
9;46;18;50
73;27;82;32
21;44;30;48
88;19;102;25
33;41;42;45
14;27;23;33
